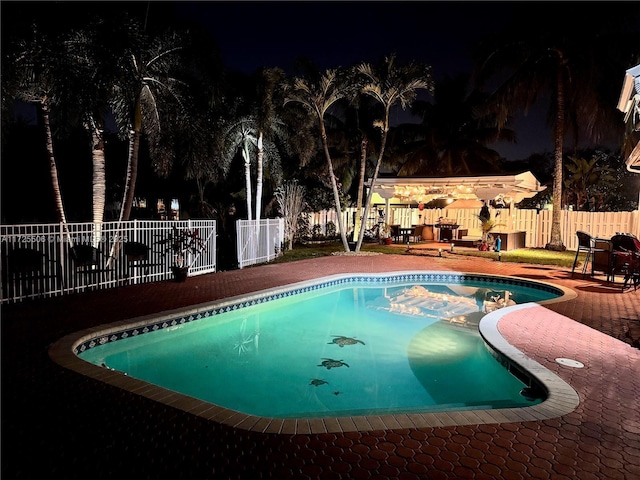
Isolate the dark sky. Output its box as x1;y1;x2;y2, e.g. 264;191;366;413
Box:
167;1;549;160
172;1;515;79
4;1;637;162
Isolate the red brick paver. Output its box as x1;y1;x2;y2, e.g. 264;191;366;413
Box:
2;252;639;479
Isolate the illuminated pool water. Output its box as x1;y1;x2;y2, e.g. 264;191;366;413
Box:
77;272;566;419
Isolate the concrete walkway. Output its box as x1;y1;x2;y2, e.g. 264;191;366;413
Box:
2;251;639;479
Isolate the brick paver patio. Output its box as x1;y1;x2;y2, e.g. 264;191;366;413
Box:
2;251;639;479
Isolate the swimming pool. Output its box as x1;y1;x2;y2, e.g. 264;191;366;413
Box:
51;271;579;433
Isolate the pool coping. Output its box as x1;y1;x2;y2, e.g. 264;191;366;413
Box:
48;271;580;434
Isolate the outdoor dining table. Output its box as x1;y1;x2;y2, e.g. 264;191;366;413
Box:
399;227;413;243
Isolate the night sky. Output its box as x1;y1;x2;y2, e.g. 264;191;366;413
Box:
4;1;639;161
166;1;620;161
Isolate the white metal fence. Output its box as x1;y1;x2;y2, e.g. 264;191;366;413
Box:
1;219;216;303
3;208;638;302
236;218;285;269
302;207;640;251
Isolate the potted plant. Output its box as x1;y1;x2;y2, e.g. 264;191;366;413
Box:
477;214;505;251
380;223;393;245
160;225;206;282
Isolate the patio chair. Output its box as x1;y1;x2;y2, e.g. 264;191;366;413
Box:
571;231;602;278
2;246;61;299
592;238;614;282
610;234;640;290
70;244;114;287
124;241;162;278
389;225;401;242
408;225;423;243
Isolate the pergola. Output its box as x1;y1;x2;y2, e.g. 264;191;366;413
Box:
369;171;546;207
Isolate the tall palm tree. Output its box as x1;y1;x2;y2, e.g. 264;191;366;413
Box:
354;54;434;252
7;24;72;240
256;68;288;221
222;114;259;220
342;90;380;241
283;68;351;251
472;6;638;250
110;26;187;223
65;21;122;247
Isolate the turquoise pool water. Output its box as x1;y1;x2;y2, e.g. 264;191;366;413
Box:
78;275;562;419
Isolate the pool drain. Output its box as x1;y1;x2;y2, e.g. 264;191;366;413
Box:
555;358;584;368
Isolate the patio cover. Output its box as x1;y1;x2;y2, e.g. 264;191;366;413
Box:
617;64;640;173
370;171;546;206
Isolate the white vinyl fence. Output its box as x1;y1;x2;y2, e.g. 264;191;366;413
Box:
236;218;285;269
1;219;216;303
303;207;640;251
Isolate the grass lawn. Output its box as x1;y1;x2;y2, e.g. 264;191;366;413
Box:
270;241;580;269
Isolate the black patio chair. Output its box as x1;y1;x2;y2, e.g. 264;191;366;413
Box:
389;225;401;242
70;244;114;287
3;246;61;299
610;234;640;290
592;238;614;282
571;231;604;278
124;241;163;279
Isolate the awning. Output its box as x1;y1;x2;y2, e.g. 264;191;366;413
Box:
446;199;484;209
370;171;546;206
617;64;640;173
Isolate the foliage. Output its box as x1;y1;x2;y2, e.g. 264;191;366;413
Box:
472;8;638;249
275;180;306;250
283;67;352;251
325;220;337;238
159;225;206;268
397;74;513;176
563;153;616;210
564;149;637;211
311;224;323;239
379;223;393;238
296;215;312;242
353;54;434;251
478;216;505;235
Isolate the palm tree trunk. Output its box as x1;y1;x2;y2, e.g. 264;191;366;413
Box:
255;133;264;253
42;102;72;245
118;100;143;223
242;143;253;221
90;123;106;249
353;135;368;241
255;132;264;223
546;55;566;251
319;121;350;251
118;128;140;223
355;118;390;252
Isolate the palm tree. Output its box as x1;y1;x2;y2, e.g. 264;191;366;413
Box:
396;74;514;176
354;54;434;252
341;90;380;241
65;22;121;247
7;24;72;240
221;113;258;220
472;7;638;250
253;67;287;223
283;68;351;251
109;26;187;223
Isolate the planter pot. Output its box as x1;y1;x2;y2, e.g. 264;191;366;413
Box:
171;266;189;282
383;237;393;245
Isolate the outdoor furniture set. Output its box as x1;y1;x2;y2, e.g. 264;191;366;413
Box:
2;242;158;298
572;231;640;291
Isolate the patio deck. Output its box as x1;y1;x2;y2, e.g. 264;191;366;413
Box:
2;251;639;479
